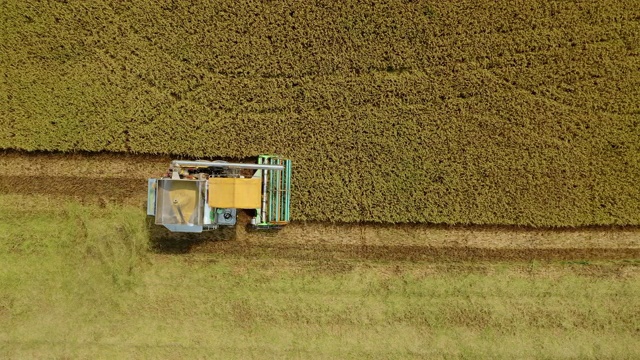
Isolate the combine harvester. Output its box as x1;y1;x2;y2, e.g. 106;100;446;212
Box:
147;155;291;233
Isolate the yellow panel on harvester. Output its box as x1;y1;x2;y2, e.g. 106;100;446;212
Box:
208;178;262;209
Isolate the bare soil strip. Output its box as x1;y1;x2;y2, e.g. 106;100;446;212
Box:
154;238;640;262
0;175;145;204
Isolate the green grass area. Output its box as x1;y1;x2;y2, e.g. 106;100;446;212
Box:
2;0;639;225
1;195;639;358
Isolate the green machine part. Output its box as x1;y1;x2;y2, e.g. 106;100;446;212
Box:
255;155;291;228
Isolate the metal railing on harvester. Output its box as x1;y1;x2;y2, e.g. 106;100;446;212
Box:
256;155;291;228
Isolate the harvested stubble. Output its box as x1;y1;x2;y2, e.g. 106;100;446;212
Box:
1;0;639;225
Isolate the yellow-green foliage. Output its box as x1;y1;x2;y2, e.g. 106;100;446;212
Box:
1;0;639;225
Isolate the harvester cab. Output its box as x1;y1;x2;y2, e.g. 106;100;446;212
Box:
147;155;291;233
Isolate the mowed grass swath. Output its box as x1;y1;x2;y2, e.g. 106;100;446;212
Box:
1;194;639;359
2;0;639;225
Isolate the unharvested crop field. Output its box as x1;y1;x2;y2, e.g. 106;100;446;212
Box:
2;0;639;225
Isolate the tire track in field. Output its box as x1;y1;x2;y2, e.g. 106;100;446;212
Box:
158;239;640;262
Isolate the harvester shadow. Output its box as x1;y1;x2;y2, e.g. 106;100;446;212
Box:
146;216;236;254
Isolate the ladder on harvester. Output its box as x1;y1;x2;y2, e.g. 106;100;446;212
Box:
254;155;291;228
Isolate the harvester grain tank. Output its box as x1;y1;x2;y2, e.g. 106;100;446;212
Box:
147;155;291;233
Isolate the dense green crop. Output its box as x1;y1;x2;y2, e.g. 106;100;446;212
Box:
1;0;639;225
